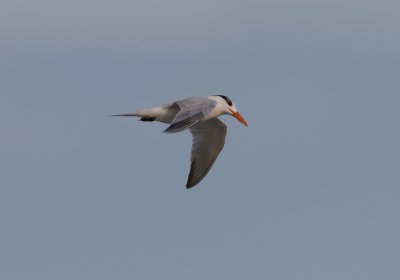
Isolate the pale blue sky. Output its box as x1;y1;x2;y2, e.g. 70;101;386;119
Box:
1;1;400;279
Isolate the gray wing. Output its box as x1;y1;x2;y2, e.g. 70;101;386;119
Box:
164;97;217;133
186;118;227;188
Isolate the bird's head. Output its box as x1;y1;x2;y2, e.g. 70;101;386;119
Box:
214;95;248;127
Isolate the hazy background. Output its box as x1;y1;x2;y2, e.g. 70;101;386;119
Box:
1;1;399;279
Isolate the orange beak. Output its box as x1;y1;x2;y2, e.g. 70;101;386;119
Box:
229;109;248;127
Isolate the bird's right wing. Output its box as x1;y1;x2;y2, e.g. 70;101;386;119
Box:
164;97;217;133
186;118;227;188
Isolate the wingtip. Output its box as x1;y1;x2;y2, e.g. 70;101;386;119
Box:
163;127;174;133
186;175;202;189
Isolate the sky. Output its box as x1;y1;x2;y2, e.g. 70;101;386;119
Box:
1;0;400;279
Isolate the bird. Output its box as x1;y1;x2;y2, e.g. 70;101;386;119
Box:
112;95;248;189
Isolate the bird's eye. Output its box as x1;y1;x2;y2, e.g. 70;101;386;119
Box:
215;95;233;106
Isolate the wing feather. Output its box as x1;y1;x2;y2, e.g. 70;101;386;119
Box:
164;112;203;133
186;118;227;188
163;97;217;133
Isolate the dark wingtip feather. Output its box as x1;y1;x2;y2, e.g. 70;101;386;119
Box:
163;126;175;133
186;177;202;189
185;162;197;188
186;179;199;188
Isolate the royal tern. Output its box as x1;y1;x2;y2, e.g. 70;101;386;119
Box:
112;95;248;188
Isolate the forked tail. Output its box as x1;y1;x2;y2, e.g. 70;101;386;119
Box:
110;111;155;122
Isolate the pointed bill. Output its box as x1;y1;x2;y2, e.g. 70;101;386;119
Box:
229;109;248;127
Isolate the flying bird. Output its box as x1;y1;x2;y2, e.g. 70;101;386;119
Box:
112;95;248;188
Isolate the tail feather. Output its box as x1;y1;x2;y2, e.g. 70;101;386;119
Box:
110;111;156;122
111;105;177;124
110;112;140;117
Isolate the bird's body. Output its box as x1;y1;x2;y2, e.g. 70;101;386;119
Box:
112;95;247;188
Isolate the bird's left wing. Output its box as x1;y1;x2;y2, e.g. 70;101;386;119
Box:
164;97;217;133
186;118;227;188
